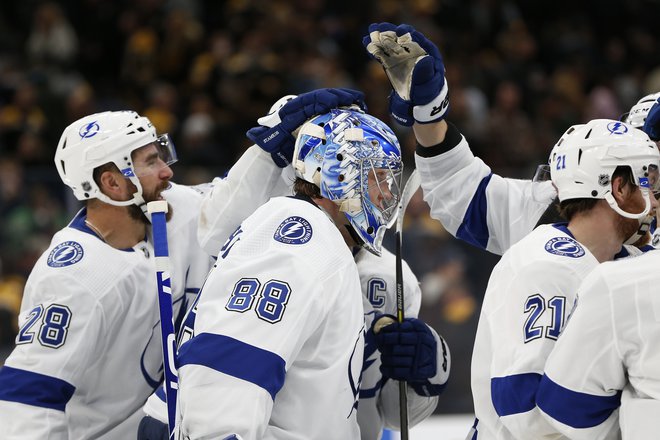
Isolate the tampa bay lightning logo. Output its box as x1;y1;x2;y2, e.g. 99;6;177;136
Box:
544;237;585;258
120;167;135;177
79;121;100;138
607;121;628;135
47;241;84;267
273;216;313;244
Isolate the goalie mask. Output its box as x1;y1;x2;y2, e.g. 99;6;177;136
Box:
549;119;660;221
293;108;403;255
55;111;177;214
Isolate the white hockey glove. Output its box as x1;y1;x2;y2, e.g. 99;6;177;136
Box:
363;23;449;126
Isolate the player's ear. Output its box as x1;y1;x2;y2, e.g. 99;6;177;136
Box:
98;168;125;199
610;174;631;203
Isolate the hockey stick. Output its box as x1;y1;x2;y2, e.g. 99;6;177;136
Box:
147;201;178;440
395;169;421;440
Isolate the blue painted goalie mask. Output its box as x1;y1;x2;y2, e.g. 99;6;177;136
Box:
293;108;403;255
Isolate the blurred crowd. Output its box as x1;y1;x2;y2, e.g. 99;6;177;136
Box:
0;0;658;412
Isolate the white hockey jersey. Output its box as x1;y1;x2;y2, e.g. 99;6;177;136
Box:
470;223;600;440
415;130;557;256
185;145;446;440
538;251;660;440
176;195;365;440
0;183;213;439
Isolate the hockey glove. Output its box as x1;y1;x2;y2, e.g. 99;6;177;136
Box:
363;22;449;126
373;314;437;383
246;88;367;167
642;97;660;141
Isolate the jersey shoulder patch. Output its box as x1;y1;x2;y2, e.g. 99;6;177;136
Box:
273;216;313;245
544;236;585;258
47;241;85;267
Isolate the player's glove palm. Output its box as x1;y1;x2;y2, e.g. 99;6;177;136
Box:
246;88;366;167
372;315;437;383
363;22;449;126
642;97;660;141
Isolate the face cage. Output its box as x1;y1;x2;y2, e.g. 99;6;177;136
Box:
346;157;402;256
129;134;178;178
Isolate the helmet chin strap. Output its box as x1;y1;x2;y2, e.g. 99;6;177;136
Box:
604;188;651;220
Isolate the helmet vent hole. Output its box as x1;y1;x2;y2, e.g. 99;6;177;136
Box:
60;160;66;174
316;167;321;172
371;140;379;147
367;226;374;234
126;131;135;135
338;174;345;182
578;149;583;165
322;139;326;145
336;153;343;161
137;127;146;132
61;139;67;150
585;129;593;139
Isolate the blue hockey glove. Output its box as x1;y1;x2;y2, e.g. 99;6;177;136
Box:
363;22;449;126
246;88;367;167
642;97;660;141
137;415;169;440
372;314;437;383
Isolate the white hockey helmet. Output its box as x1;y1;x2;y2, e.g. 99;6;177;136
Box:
549;119;660;219
54;111;177;209
623;92;660;128
293;108;403;255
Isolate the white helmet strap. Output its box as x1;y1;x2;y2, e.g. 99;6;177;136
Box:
604;188;651;220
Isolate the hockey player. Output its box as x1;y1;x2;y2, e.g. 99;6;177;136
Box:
140;94;451;440
175;108;406;439
0;111;215;439
0;89;363;440
362;24;660;257
362;23;660;440
537;246;660;439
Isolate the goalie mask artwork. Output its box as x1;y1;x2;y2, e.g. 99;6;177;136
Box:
54;110;178;216
293;108;403;256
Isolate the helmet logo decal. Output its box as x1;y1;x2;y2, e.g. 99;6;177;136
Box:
121;168;135;177
598;174;610;186
544;237;585;258
79;121;100;139
274;216;313;245
639;177;649;188
47;241;84;267
606;121;628;135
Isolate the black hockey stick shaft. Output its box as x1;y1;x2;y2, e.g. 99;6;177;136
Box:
395;169;421;440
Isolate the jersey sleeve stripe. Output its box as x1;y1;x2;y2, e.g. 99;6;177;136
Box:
537;374;621;428
456;173;492;249
491;372;541;416
178;333;285;400
0;366;75;411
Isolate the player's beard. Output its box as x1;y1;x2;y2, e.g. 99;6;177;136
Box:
127;182;174;224
616;192;649;243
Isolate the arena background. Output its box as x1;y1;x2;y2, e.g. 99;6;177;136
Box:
0;0;658;436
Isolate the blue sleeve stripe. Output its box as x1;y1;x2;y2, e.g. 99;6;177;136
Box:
491;372;541;416
0;366;75;411
178;333;285;400
537;374;621;428
456;173;493;249
155;385;166;402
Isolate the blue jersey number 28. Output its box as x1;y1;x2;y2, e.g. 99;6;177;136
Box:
17;303;72;348
226;278;291;324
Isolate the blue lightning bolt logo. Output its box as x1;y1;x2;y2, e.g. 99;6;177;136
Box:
48;241;84;267
274;216;313;245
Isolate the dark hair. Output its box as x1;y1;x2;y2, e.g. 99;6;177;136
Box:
92;162;120;187
558;166;633;221
293;177;321;199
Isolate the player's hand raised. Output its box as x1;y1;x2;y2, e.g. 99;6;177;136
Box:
363;23;449;127
247;88;366;167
